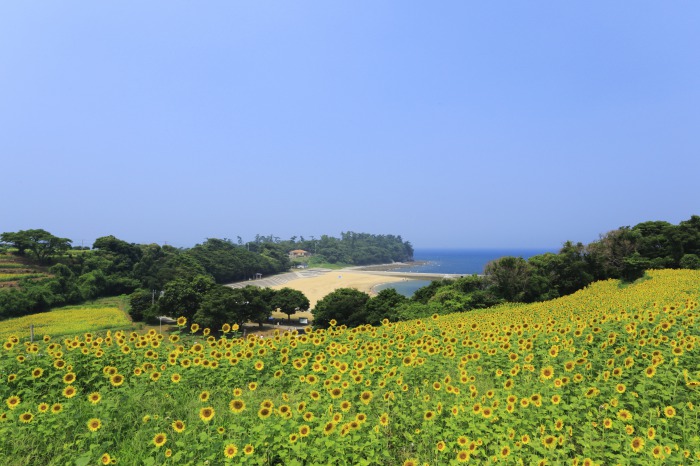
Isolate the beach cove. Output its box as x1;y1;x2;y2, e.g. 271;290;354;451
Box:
226;266;462;321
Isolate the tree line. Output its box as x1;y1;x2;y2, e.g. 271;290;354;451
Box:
0;230;413;322
246;232;414;265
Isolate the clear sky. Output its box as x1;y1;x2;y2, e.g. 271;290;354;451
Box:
1;2;698;249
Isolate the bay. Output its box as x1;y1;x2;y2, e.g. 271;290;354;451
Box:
375;248;556;297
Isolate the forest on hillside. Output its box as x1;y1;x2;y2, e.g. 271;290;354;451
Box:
0;231;413;321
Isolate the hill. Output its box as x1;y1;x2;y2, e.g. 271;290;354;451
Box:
0;269;698;465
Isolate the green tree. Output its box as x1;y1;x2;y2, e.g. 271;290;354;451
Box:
621;253;651;282
157;275;215;319
555;241;594;296
679;254;700;270
585;228;639;280
312;288;370;329
240;286;276;328
484;256;531;302
0;229;72;263
129;289;156;322
194;286;248;331
271;287;310;322
411;279;454;304
365;288;407;325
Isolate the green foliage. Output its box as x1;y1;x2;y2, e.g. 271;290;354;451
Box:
411;279;454;304
157;275;215;320
621;253;652;282
0;229;72;262
679;253;700;269
364;288;407;325
484;256;531;302
312;288;370;328
240;286;277;327
188;238;287;283
193;286;247;330
272;231;414;266
271;287;310;321
128;289;156;322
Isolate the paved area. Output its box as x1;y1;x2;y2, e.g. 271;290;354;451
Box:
225;268;333;289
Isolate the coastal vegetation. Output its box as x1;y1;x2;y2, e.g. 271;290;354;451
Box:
321;216;700;329
1;269;698;465
0;231;412;324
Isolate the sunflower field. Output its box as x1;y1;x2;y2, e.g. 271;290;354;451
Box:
1;269;698;465
0;305;131;341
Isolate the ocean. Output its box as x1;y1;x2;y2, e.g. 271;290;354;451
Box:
374;248;556;297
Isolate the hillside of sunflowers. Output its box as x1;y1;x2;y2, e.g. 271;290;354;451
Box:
1;269;698;465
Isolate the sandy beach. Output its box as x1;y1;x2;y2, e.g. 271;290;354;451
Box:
269;271;406;320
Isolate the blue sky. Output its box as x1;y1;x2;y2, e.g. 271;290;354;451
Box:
1;2;698;249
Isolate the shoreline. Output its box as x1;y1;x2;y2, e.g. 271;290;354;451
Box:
345;260;429;272
269;270;407;320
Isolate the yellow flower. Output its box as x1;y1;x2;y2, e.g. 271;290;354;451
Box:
540;366;554;380
359;390;373;405
542;435;556;450
223;444;238;459
379;413;389;426
87;418;102;432
63;386;77;398
258;407;271;419
229;399;245;413
663;406;676;418
630;436;644;453
199;407;215;422
617;409;632;421
6;396;20;410
153;433;167;448
172;420;186;433
110;374;125;387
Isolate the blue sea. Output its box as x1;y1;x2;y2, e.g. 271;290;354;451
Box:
375;248;555;297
